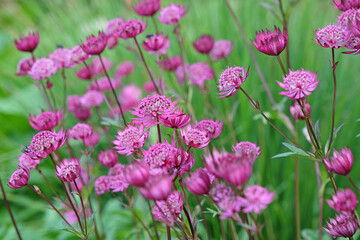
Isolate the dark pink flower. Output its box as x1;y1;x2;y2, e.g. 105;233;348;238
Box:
8;166;30;189
194;120;223;139
115;61;135;78
338;9;360;27
29;110;62;131
252;26;288;56
142;34;170;55
131;94;179;128
108;163;129;192
28;58;58;80
113;125;149;156
327;188;358;213
185;168;211;195
209;40;233;61
16;57;35;77
290;101;311;120
152;191;183;226
160;109;191;129
98;149;118;168
171;149;195;177
80;90;104;108
232;141;261;165
315;25;349;48
193;35;214;54
140;170;173;200
181;125;210;148
83;132;101;147
125;161;150;187
80;32;107;55
116;19;147;39
70;46;90;66
18;154;40;171
218;66;249;98
277;69;319;99
14;32;39;52
158;4;186;25
69;167;89;192
76;67;92;80
95;176;111;195
324;148;353;175
74;106;92;121
242;185;274;214
143;141;177;169
56;158;81;182
333;0;360;11
324;213;359;238
159;56;182;71
134;0;161;16
68;123;93;140
88;77;121;92
344;34;360;54
49;48;74;68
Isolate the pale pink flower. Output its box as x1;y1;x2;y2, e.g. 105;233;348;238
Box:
152;191;183;226
134;0;161;16
210;183;234;203
70;46;90;66
142;34;170;55
242;185;274;214
194;119;223;139
119;84;142;112
68;123;93;140
88;77;122;92
16;57;35;76
80;31;107;55
327;188;358;213
218;66;249;97
98;149;118;168
338;9;360;27
29;110;62;131
181;125;210;148
158;4;186;25
143;141;177;169
95;176;111;195
28;58;57;80
80;90;104;108
315;25;350;48
324;148;353;175
105;18;124;36
56;158;81;182
14;32;39;52
289;101;311;120
49;48;74;68
108;163;129;192
115;19;147;39
188;62;214;87
115;61;135;78
90;57;113;76
143;81;157;93
218;195;246;219
18;154;40;171
252;26;288;56
113;125;149;156
232;141;261;165
209;40;233;61
174;63;190;83
8;166;30;189
324;213;359;238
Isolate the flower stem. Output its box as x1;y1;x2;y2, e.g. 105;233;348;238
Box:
130;208;154;240
157;124;162;143
74;181;87;235
167;226;171;240
151;16;159;34
327;48;337;156
315;161;323;240
195;195;210;240
40;80;53;110
146;199;160;240
250;214;264;240
61;69;67;115
133;37;161;94
0;176;22;240
278;0;291;69
347;175;360;194
35;166;65;205
294;155;301;240
229;219;239;240
276;55;287;75
180;181;194;237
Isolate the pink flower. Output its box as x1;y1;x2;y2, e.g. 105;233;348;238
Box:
218;195;246;219
134;0;161;16
80;90;104;108
344;34;360;54
289;101;311;120
185;168;211;195
8;166;30;189
324;213;359;238
152;191;183;226
113;125;149;156
142;34;170;55
18;154;40;171
140;170;173;200
210;183;234;203
160;109;191;129
181;125;210;148
194;120;223;139
159;56;182;71
125;161;150;187
29;110;62;131
68;123;93;140
143;141;177;169
119;85;142;112
76;67;92;80
63;206;91;224
209;40;233;61
98;149;118;168
16;57;35;76
333;0;360;11
327;188;358;213
188;62;214;87
158;4;186;25
105;18;124;36
242;185;274;214
115;61;135;78
95;176;111;195
90;57;113;76
116;19;147;39
83;132;101;147
69;167;89;192
56;158;81;182
74;106;92;121
70;46;90;66
14;32;39;52
252;26;288;56
80;31;107;55
88;77;121;92
25;129;66;160
232;141;261;165
49;48;74;68
193;35;215;54
143;81;157;93
315;25;350;48
277;69;319;99
324;148;353;175
338;9;360;27
131;94;179;128
171;149;195;177
218;66;249;98
108;163;129;192
28;58;58;80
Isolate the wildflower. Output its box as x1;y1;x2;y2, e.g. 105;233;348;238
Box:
174;63;190;83
119;85;142;112
83;132;101;147
289;101;311;120
337;9;360;27
68;123;93;140
18;154;40;171
16;57;35;76
80;32;107;55
218;66;249;97
152;191;183;226
142;34;170;55
88;77;122;92
327;188;358;213
315;25;349;48
158;4;186;25
181;125;210;148
98;149;118;168
140;169;173;200
160;109;191;129
115;19;147;39
80;90;104;108
115;61;135;78
188;62;214;87
143;81;157;93
210;183;234;203
324;148;353;175
277;69;319;99
324;213;359;238
14;32;39;52
105;18;124;49
252;26;288;56
113;125;149;156
74;106;92;121
94;176;111;195
171;149;195;177
108;163;129;192
159;56;182;71
242;185;274;214
76;67;92;80
143;141;177;169
70;46;90;66
194;120;223;139
8;166;30;189
48;48;74;68
333;0;360;11
193;35;215;54
90;57;113;76
125;161;150;187
28;58;57;80
134;0;161;16
56;158;81;182
184;168;211;195
218;195;245;219
29;110;62;131
209;40;233;61
232;141;261;164
344;34;360;54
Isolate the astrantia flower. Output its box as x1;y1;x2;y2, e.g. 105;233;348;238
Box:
68;123;93;140
193;35;215;54
26;129;66;160
159;56;182;71
28;58;57;80
277;69;319;99
315;25;349;48
158;4;186;25
242;185;274;214
232;141;261;164
338;9;360;27
125;161;150;187
181;125;210;148
324;147;353;175
98;149;118;168
8;166;30;189
90;57;113;76
56;158;81;182
188;62;214;87
119;85;142;112
115;61;135;78
76;67;92;80
113;125;149;156
70;46;90;66
88;77;122;92
29;110;62;131
289;101;311;120
134;0;161;16
18;154;40;171
83;132;101;147
345;35;360;54
108;163;129;192
105;18;124;36
74;106;92;121
16;57;35;77
80;90;104;108
327;188;358;213
194;119;223;139
218;195;245;219
160;109;191;129
142;34;170;55
80;32;107;55
143;81;158;93
49;48;74;68
185;168;211;195
152;191;183;226
131;94;179;128
115;19;147;39
14;32;39;52
333;0;360;11
210;183;234;203
140;170;173;200
324;213;359;238
94;176;111;195
143;141;177;169
252;26;288;56
174;63;190;83
218;66;249;97
209;40;233;61
171;149;195;177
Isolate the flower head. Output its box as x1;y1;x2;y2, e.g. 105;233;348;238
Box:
90;57;113;76
134;0;161;16
217;66;249;98
327;188;358;213
83;132;101;147
181;125;210;148
113;125;149;156
193;35;215;54
324;213;359;238
338;9;360;27
56;158;80;182
76;67;92;80
49;48;74;68
14;32;39;52
324;148;353;175
88;77;121;92
152;191;183;226
232;141;261;164
108;163;129;192
143;141;177;169
140;170;173;200
119;85;142;112
70;46;90;66
98;149;118;168
94;176;110;195
277;69;319;99
80;32;107;55
8;166;30;189
80;90;104;108
218;195;245;219
185;168;211;195
159;56;182;71
188;62;214;87
252;26;288;56
116;19;147;39
210;183;234;203
158;4;186;25
315;25;349;48
29;110;62;131
115;61;135;78
142;34;170;55
289;101;311;120
160;109;191;129
28;58;57;80
194;120;223;139
209;40;233;61
125;161;150;187
68;123;93;140
333;0;360;11
18;154;40;171
16;57;35;77
242;185;274;214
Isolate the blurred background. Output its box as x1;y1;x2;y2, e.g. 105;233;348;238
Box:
0;0;359;239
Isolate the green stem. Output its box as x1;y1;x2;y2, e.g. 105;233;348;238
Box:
40;80;53;110
347;175;360;194
250;214;264;240
74;181;87;235
229;219;239;240
146;199;160;240
327;48;337;156
276;55;287;75
195;196;210;240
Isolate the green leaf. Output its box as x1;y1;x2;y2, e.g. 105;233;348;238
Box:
272;152;296;158
282;142;310;157
101;116;121;127
314;120;321;146
324;123;344;154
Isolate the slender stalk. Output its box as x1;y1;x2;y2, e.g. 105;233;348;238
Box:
347;175;360;194
0;177;22;240
35;167;65;204
133;37;161;94
88;198;100;240
98;54;127;127
278;0;291;69
157;124;162;143
151;16;159;34
47;81;58;112
228;219;239;240
74;181;87;235
146;199;160;240
250;214;264;240
327;48;337;156
276;55;287;75
167;226;171;240
315;161;323;240
180;181;194;237
40;80;53;110
61;69;67;114
182;204;195;237
219;219;226;239
130;208;154;240
195;196;210;240
294;156;301;240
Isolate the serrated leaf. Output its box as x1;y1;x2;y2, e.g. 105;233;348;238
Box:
324;123;344;154
314;120;321;146
282;142;310;157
